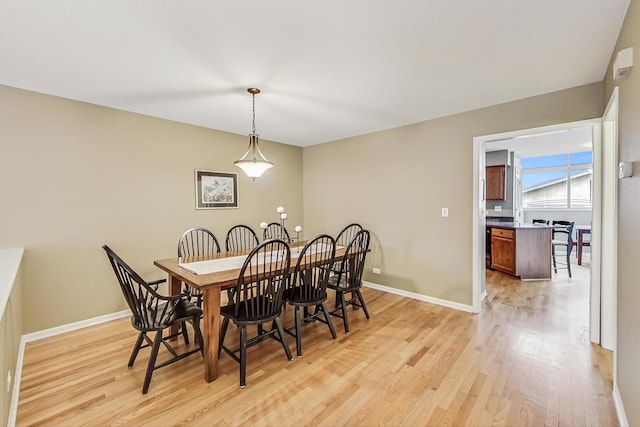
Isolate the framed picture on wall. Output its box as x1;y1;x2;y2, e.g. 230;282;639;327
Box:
194;170;238;209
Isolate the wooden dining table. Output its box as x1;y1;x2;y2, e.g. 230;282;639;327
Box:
154;242;350;383
575;225;591;265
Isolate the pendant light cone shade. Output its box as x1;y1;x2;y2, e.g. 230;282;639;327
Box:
234;134;273;179
234;88;274;180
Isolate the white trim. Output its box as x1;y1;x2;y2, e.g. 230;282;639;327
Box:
7;309;130;427
590;114;604;345
613;384;629;427
363;281;475;313
7;338;23;427
472;135;485;313
600;87;618;350
523;208;593;212
0;248;24;320
21;309;131;343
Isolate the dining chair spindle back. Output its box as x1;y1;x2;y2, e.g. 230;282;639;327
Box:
263;222;290;242
551;220;575;278
225;224;259;252
178;227;221;306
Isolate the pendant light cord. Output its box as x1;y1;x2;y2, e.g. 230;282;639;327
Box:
252;93;256;134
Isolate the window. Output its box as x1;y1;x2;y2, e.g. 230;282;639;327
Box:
521;151;592;209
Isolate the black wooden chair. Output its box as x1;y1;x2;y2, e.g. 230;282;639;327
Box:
283;234;337;356
263;222;290;242
551;220;575;278
218;239;293;387
225;224;259;252
336;223;363;247
327;229;371;333
178;227;221;306
329;223;363;275
102;245;203;394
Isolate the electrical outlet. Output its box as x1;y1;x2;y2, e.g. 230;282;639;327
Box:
494;206;502;211
6;371;11;393
441;207;449;217
372;268;381;274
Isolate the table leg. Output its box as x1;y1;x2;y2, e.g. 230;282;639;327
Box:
577;231;583;266
202;288;221;382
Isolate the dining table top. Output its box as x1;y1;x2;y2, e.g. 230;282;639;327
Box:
153;241;350;290
154;250;253;289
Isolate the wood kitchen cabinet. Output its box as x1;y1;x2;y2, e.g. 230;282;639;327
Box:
491;227;516;275
486;165;506;201
489;224;552;280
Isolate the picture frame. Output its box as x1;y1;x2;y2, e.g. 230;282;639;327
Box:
194;170;238;209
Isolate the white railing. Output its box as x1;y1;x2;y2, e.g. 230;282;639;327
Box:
0;248;24;427
0;248;23;326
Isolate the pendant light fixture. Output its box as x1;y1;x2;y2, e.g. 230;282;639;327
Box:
234;88;274;180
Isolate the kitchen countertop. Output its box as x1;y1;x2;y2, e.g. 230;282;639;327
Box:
486;221;552;229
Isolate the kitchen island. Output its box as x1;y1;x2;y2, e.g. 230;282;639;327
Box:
486;221;552;280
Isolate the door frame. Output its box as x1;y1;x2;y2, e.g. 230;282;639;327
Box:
472;119;602;343
599;87;618;351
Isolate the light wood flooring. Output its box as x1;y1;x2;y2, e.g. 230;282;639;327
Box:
16;261;617;426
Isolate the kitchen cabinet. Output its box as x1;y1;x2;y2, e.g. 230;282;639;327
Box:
489;223;552;280
491;227;516;274
486;165;506;201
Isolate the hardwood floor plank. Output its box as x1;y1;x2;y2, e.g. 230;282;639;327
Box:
16;263;618;426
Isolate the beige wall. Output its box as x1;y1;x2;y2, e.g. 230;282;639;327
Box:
303;83;603;305
603;1;640;424
0;85;303;333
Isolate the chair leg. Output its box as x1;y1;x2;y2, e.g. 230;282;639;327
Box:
142;331;163;394
219;316;230;358
181;321;190;345
566;253;572;278
192;317;204;357
128;332;145;367
552;245;558;273
320;302;337;339
294;307;303;357
355;289;370;319
340;291;350;334
274;317;293;361
192;317;202;344
239;325;247;388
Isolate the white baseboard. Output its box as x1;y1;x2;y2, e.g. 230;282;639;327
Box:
613;384;629;427
21;309;130;343
7;309;130;427
363;281;475;313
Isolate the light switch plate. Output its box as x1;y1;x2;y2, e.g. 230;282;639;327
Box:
441;207;449;217
619;161;633;178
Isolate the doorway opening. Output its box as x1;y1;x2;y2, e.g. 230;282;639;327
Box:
472;118;605;346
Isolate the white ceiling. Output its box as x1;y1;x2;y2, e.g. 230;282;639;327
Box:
0;1;630;147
